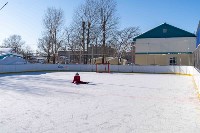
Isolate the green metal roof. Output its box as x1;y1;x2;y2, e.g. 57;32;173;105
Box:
133;23;196;41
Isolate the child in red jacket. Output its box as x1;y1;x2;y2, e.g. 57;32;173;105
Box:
72;73;89;84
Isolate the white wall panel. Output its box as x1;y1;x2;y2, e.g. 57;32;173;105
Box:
0;64;199;91
135;37;196;53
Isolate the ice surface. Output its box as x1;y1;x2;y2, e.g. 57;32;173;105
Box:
0;72;200;133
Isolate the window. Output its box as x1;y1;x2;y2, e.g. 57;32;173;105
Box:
163;29;167;33
169;57;177;65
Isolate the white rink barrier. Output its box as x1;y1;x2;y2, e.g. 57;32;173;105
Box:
0;64;196;74
0;64;199;91
192;68;200;94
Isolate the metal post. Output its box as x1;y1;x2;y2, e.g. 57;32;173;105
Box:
82;21;85;64
131;42;135;64
188;47;190;66
92;44;94;64
65;45;67;64
67;34;70;64
0;2;8;11
79;46;81;64
146;43;149;65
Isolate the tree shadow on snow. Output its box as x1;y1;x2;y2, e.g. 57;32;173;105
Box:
0;71;49;77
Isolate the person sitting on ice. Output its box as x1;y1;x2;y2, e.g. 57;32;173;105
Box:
72;72;89;84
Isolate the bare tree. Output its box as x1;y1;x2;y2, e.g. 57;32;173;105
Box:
22;45;34;60
110;27;140;63
60;27;80;63
38;34;52;63
39;7;64;64
98;0;119;63
71;0;118;63
71;0;100;64
1;34;25;54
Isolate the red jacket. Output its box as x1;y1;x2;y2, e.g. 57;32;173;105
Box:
72;75;80;83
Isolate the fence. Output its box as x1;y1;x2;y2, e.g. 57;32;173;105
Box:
193;46;200;93
0;64;196;74
194;45;200;71
0;64;199;92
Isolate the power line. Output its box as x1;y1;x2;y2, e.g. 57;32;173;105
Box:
0;2;8;11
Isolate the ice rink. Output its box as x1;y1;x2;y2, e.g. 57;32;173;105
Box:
0;72;200;133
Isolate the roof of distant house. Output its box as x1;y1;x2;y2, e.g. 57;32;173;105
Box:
0;48;13;53
133;23;196;41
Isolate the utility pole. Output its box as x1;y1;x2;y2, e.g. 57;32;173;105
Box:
101;8;106;64
67;34;70;64
102;15;106;64
86;21;91;64
54;29;57;64
82;21;85;64
131;42;135;64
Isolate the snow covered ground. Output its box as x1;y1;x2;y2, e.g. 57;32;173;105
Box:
0;72;200;133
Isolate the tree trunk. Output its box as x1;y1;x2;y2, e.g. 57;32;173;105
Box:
102;16;106;64
86;22;91;64
82;21;86;64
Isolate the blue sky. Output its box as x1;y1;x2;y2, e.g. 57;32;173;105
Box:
0;0;199;51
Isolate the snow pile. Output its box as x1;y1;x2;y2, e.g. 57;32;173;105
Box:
0;53;27;65
0;48;28;65
0;56;27;65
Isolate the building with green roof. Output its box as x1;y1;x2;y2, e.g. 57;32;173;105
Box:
133;23;196;66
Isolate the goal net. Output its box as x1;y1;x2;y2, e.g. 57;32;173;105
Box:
96;63;110;73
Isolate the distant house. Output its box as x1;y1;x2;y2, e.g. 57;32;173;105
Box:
0;48;23;58
58;45;116;64
0;48;15;54
90;57;127;65
133;23;196;66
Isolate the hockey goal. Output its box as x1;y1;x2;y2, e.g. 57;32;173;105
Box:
96;63;110;73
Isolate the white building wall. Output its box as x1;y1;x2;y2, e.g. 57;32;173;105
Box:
135;37;196;53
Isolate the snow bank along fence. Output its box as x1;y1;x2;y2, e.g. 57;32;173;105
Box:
0;64;199;90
